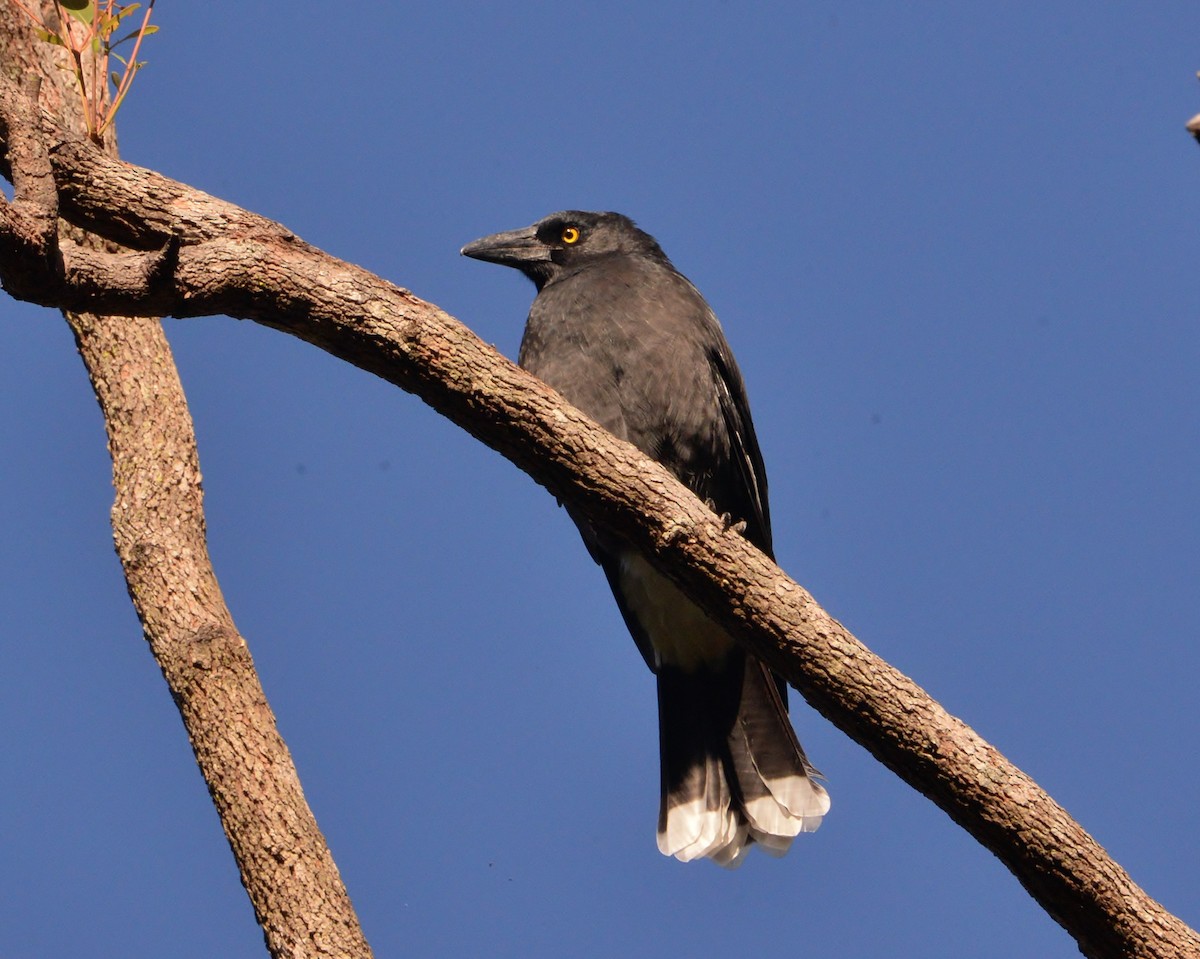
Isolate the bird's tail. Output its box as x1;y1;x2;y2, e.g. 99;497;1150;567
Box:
655;653;829;867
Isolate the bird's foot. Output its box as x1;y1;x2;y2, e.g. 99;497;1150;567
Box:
705;499;747;535
724;515;748;535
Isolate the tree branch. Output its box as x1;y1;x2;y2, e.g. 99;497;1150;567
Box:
0;11;373;957
1;63;1197;959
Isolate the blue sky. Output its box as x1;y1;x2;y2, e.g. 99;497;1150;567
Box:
3;3;1199;956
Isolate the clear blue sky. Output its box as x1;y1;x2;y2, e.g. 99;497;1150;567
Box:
3;4;1199;956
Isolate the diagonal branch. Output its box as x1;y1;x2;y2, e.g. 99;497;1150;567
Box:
0;70;1197;959
0;12;373;958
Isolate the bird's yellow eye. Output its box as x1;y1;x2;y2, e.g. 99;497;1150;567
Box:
561;226;581;244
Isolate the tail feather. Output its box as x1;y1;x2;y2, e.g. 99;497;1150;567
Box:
656;653;828;866
656;660;740;861
656;751;739;861
733;658;829;851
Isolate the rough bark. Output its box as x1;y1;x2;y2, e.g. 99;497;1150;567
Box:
0;10;372;959
1;36;1198;959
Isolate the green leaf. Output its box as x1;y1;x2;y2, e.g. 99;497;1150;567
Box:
34;27;65;45
111;23;157;49
59;0;95;24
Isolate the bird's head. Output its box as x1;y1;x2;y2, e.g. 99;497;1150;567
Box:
461;210;668;290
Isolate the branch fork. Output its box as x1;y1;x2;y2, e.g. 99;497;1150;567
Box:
0;76;178;307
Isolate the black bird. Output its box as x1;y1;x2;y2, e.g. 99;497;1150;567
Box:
462;211;829;866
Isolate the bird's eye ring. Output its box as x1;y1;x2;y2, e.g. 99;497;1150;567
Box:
561;226;581;244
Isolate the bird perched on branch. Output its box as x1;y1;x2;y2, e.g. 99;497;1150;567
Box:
462;211;829;866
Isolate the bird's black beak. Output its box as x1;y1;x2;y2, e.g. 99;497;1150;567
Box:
460;225;549;268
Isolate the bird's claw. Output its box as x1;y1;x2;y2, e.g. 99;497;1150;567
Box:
705;498;747;535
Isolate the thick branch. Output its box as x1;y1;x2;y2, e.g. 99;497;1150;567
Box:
0;18;372;959
1;71;1197;959
67;310;372;959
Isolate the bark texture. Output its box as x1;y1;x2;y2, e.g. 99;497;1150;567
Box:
1;29;1198;959
0;10;372;959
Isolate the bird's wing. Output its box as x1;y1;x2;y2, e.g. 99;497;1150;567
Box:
707;342;773;559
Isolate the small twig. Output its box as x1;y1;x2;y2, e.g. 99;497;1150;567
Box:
102;0;155;136
8;0;158;143
8;0;43;22
1187;113;1200;145
1188;73;1200;146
